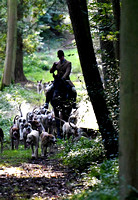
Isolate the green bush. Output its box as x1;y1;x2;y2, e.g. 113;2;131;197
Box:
65;158;119;200
0;84;44;142
57;136;105;171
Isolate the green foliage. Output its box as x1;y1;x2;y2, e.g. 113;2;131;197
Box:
57;135;105;171
104;67;120;133
23;32;44;54
23;53;53;82
65;49;81;74
38;0;68;40
0;33;6;65
65;158;119;200
88;1;114;39
0;84;44;141
88;1;120;134
67;189;118;200
23;48;81;83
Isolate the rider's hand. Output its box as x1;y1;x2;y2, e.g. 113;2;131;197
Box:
61;77;65;81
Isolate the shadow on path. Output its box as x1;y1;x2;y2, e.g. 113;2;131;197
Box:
0;154;78;200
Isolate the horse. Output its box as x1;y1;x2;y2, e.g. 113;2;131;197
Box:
49;74;74;138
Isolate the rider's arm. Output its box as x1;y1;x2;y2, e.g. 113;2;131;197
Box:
62;62;71;79
50;62;58;73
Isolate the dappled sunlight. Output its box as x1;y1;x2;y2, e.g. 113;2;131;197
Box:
77;99;99;130
0;163;65;179
83;176;101;189
0;157;74;200
0;166;24;177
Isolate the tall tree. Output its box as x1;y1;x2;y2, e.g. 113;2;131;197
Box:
97;0;116;88
14;0;27;83
1;0;17;89
88;1;120;134
119;0;138;199
111;0;120;61
66;0;118;158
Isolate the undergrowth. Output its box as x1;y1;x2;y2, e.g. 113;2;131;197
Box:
57;138;119;200
57;136;105;171
0;84;44;141
0;46;120;200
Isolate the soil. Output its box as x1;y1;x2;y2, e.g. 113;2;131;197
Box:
0;148;81;200
0;82;97;200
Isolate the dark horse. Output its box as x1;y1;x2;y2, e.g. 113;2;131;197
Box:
50;74;73;138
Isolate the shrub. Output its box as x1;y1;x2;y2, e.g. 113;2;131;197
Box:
57;135;105;171
65;158;119;200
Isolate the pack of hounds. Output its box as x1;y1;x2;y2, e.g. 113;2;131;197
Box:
37;80;52;96
0;80;98;158
0;102;98;159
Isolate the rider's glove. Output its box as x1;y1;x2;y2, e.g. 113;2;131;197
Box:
61;77;65;81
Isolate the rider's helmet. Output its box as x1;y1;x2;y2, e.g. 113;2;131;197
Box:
57;50;64;59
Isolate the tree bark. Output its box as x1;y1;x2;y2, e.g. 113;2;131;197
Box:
111;0;120;62
119;0;138;199
67;0;118;158
1;0;17;88
97;0;116;88
14;0;27;83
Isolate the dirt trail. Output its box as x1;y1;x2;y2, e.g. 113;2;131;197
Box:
0;149;79;200
0;82;97;199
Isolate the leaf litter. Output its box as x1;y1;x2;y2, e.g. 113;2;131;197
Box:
0;148;80;200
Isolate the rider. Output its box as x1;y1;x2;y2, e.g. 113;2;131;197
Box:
45;50;77;109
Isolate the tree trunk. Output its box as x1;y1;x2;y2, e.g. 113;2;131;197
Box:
1;0;17;89
14;0;27;83
67;0;118;158
111;0;120;62
97;0;116;88
119;0;138;199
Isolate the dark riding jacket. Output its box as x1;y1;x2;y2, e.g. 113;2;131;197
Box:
50;59;71;80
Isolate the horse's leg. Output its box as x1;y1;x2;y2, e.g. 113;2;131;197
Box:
54;108;62;139
62;107;72;122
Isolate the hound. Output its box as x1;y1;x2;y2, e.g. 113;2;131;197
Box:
37;80;43;94
40;132;57;157
23;123;32;149
9;116;20;150
26;130;39;159
16;104;26;140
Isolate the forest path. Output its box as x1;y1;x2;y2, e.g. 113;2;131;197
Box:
0;82;98;199
0;147;79;200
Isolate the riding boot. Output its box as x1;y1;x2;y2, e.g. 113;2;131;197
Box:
56;119;62;139
71;88;78;109
44;87;54;109
57;127;62;139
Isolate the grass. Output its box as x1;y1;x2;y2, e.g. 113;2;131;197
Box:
0;146;31;167
0;83;45;141
23;48;82;84
0;42;119;200
0;47;85;143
